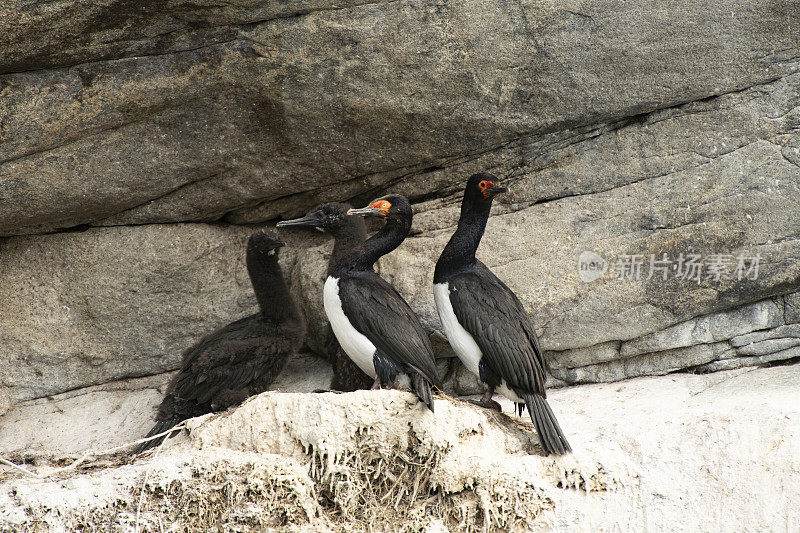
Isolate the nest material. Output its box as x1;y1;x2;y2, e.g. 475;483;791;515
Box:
4;391;624;532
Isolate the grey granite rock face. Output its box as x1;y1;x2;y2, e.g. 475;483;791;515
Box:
730;324;800;347
550;342;735;384
736;338;800;356
692;347;800;373
1;1;799;400
0;388;10;417
548;295;800;385
784;292;800;324
2;0;798;235
0;225;261;401
619;301;784;358
548;342;622;369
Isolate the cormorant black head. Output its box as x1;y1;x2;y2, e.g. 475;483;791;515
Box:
433;174;505;282
330;195;412;274
276;203;353;234
465;173;508;203
347;194;412;225
247;230;285;257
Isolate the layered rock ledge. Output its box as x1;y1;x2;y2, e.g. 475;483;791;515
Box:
2;0;799;406
1;7;800;530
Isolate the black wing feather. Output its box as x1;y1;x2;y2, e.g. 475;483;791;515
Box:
171;314;295;404
447;262;546;395
338;272;441;387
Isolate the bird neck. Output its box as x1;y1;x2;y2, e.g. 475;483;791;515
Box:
246;251;300;322
434;198;492;283
332;215;411;276
328;216;369;277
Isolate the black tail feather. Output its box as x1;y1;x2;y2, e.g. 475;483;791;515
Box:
131;416;183;455
523;393;571;456
410;372;434;412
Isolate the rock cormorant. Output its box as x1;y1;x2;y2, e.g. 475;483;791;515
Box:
433;174;571;455
134;230;305;453
323;195;441;409
276;203;373;392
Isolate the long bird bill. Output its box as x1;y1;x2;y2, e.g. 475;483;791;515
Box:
347;205;387;217
276;213;321;228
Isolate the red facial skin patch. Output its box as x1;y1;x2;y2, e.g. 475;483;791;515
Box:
479;180;495;199
370;200;392;214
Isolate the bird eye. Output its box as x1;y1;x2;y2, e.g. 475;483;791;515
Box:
479;181;489;190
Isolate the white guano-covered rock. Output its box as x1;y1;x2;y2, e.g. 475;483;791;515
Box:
1;365;798;532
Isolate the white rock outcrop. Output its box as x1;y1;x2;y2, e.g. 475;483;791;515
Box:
1;365;798;532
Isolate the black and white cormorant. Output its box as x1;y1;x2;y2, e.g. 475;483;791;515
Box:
277;203;373;392
134;231;305;453
323;195;441;409
433;174;571;455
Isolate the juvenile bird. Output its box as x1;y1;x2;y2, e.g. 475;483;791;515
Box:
134;231;305;453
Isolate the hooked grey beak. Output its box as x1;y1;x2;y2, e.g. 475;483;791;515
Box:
347;206;387;218
276;213;322;228
487;184;508;197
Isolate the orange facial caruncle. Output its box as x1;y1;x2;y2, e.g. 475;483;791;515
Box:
369;199;392;215
478;180;495;199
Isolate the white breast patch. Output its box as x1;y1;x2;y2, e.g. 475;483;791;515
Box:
433;282;524;403
434;282;483;376
324;276;378;379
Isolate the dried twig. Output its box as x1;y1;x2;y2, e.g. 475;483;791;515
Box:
0;457;43;479
0;423;187;480
134;427;174;532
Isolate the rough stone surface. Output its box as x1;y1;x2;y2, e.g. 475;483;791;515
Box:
0;224;262;401
785;292;800;323
0;375;165;458
549;342;621;369
693;348;800;373
0;388;10;417
1;5;799;529
1;366;798;532
730;322;800;345
551;342;734;384
0;353;330;458
1;1;800;400
619;300;784;358
736;337;800;356
1;0;799;235
548;295;800;384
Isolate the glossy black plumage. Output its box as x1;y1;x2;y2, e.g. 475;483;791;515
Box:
329;336;374;392
329;195;441;409
337;271;441;389
134;231;305;454
447;262;547;393
434;173;570;455
277;203;373;391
